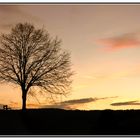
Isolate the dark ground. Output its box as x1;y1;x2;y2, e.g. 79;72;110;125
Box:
0;108;140;135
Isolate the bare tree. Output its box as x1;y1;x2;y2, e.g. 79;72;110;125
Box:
0;23;73;110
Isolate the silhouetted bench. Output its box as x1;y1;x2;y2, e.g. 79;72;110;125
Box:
3;105;11;110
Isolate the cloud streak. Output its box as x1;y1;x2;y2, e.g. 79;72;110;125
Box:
62;96;118;105
111;100;140;106
97;32;140;51
41;96;118;110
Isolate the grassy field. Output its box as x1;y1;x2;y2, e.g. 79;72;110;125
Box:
0;108;140;135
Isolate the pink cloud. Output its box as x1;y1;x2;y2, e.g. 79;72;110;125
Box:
97;32;140;51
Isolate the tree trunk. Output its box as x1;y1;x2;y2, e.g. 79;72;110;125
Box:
22;89;27;111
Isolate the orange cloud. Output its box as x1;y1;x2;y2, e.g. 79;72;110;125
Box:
97;32;140;51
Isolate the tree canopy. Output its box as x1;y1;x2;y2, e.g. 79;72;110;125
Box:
0;23;73;110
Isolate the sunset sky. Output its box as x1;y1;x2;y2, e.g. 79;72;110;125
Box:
1;4;140;110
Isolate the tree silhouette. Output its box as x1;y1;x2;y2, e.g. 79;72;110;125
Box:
0;23;73;110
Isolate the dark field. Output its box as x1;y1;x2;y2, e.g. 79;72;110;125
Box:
0;109;140;135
